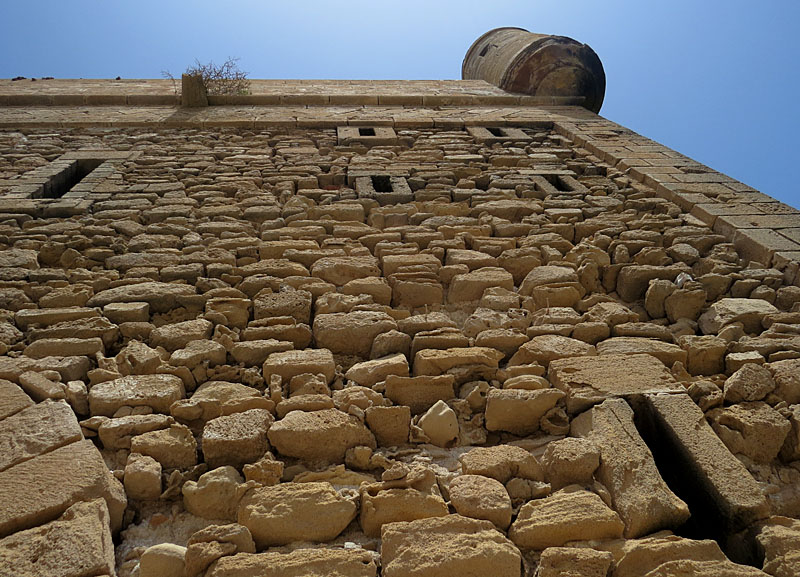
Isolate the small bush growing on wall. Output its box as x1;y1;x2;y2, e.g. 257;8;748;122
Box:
162;57;250;96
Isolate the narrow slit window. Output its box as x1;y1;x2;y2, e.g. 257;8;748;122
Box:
371;175;393;193
486;127;506;137
555;176;573;192
44;158;103;199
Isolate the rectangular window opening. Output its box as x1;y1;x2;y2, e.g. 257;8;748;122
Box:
358;127;376;137
371;175;393;193
554;175;573;192
45;158;103;199
487;127;506;137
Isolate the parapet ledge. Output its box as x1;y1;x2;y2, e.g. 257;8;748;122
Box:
0;79;586;108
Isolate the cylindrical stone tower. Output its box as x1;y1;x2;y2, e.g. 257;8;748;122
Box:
462;27;606;113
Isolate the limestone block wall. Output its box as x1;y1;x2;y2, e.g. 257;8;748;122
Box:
0;80;798;577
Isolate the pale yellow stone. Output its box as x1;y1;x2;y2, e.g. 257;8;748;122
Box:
0;439;127;537
509;487;624;550
268;408;376;463
0;399;82;473
381;514;521;577
140;543;187;577
89;374;185;416
571;399;689;537
130;423;197;469
417;400;459;447
0;499;115;577
484;388;565;435
449;474;512;529
238;482;356;548
207;548;377;577
183;467;252;521
459;444;543;483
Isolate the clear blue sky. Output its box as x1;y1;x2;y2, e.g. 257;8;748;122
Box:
2;1;799;208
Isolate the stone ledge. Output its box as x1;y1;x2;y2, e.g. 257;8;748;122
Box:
0;78;584;108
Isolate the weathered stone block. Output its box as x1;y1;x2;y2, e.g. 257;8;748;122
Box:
0;499;115;577
130;423;198;469
449;474;512;529
365;405;411;446
484;388;564;435
381;514;521;577
202;409;273;469
89;374;185;416
643;393;769;532
238;482;356;548
124;453;162;500
0;399;82;472
508;487;624;550
87;281;196;313
262;349;335;385
0;378;33;420
313;311;397;357
571;398;689;537
268;408;376;462
207;548;377;577
384;374;455;414
548;353;683;414
0;439;126;537
413;347;503;377
459;444;543;483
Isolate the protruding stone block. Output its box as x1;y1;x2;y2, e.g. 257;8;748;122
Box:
89;374;185;416
0;400;83;472
571;398;690;537
182;73;208;107
207;548;377;577
549;353;683;414
268;408;376;462
202;409;273;469
0;439;126;537
0;378;33;420
642;393;770;533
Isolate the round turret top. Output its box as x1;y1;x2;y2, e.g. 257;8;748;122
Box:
463;27;606;113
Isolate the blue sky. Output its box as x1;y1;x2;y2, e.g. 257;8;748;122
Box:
2;1;799;208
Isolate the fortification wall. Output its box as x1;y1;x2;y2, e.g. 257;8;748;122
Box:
0;76;798;577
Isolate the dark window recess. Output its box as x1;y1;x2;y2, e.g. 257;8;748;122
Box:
555;176;575;192
371;175;393;193
358;127;376;137
42;159;103;199
487;127;506;137
543;175;572;192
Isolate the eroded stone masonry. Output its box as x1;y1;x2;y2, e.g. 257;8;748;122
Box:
1;28;800;577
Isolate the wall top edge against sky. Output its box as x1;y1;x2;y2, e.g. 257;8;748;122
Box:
1;0;798;207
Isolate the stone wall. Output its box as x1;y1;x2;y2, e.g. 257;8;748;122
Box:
0;82;799;577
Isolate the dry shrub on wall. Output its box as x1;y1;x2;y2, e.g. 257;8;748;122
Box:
162;57;251;95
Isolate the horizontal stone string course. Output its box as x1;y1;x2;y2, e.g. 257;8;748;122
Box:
0;90;798;577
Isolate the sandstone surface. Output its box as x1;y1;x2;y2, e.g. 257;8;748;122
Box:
549;353;683;414
381;514;521;577
238;482;357;548
268;408;376;462
508;487;625;549
572;398;689;537
207;548;378;577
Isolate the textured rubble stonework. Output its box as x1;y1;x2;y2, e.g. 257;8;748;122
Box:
0;74;798;577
